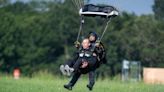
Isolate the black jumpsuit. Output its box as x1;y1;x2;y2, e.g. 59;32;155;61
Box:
67;47;97;88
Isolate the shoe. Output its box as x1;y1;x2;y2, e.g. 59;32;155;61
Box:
65;65;74;76
64;84;72;90
69;68;74;73
60;65;66;75
65;65;71;76
87;84;93;91
68;68;74;76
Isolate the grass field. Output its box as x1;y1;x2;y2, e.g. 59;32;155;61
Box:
0;76;164;92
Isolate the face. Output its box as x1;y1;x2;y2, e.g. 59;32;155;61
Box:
82;39;90;49
89;35;96;42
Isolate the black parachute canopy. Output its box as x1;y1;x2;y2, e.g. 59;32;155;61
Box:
79;4;119;18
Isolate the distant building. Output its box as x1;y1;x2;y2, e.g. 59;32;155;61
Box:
122;60;141;82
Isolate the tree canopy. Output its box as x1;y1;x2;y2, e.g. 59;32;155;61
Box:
153;0;164;20
0;0;163;77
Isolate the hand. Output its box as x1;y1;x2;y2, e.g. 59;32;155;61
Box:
74;41;80;48
95;40;100;47
81;61;88;68
93;53;97;56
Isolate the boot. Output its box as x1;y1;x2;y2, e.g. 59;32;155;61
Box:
64;83;73;90
87;84;93;91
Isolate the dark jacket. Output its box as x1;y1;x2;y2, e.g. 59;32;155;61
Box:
93;42;107;68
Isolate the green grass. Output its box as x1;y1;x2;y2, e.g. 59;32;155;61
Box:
0;76;164;92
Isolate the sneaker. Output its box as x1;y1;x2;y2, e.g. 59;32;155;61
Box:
68;68;74;76
60;65;66;75
87;84;93;91
64;65;70;76
64;84;72;90
65;65;73;76
69;68;74;73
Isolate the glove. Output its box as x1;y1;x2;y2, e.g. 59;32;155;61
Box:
74;41;80;48
95;40;100;47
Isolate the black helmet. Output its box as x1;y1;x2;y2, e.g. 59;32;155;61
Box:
88;32;98;41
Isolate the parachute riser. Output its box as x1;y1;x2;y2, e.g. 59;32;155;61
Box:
76;16;85;42
76;16;112;43
99;17;112;42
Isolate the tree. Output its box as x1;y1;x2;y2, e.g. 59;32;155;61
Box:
0;0;9;5
153;0;164;20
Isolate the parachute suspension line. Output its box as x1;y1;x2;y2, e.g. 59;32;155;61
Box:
77;0;81;9
79;0;84;9
76;0;81;10
71;0;85;42
99;17;111;42
76;16;85;42
72;0;84;10
71;0;79;11
72;0;80;10
81;0;84;7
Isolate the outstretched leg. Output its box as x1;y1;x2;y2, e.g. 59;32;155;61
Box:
60;53;79;76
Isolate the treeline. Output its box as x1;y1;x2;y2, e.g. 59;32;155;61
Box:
0;0;163;77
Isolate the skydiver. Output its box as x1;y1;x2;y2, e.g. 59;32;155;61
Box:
60;32;107;76
64;38;97;91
